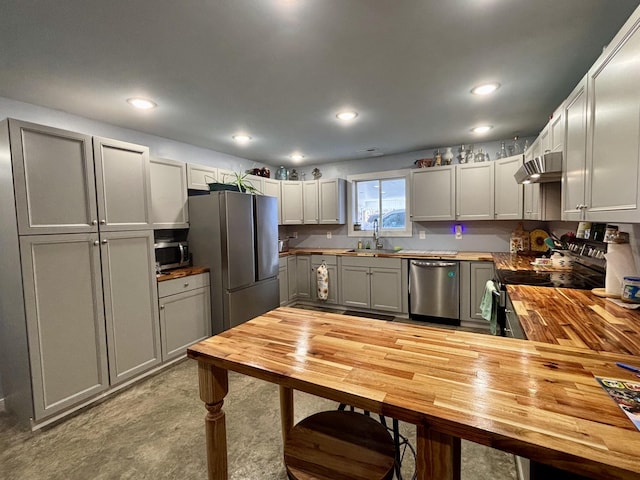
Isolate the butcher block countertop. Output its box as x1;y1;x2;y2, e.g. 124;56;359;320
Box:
284;248;493;261
507;285;640;355
188;307;640;480
156;266;210;282
492;252;540;270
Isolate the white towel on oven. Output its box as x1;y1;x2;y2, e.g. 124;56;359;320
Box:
480;280;498;335
316;263;329;301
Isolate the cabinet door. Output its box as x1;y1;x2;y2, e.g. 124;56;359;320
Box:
20;234;109;420
262;178;282;224
469;262;495;321
523;183;541;220
150;158;189;229
100;230;161;385
302;180;319;224
456;162;494;220
159;286;210;362
245;174;263;194
549;103;565;153
562;77;588;221
370;267;402;313
494;155;524;220
539;125;551;154
187;164;218;191
319;178;346;224
341;265;370;309
586;15;640;222
287;256;298;299
93;137;152;231
9;120;98;235
410;166;456;221
281;181;304;224
279;263;289;306
296;255;312;299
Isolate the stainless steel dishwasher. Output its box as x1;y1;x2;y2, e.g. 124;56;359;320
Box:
409;260;459;323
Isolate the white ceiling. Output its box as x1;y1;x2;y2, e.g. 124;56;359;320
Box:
1;0;639;167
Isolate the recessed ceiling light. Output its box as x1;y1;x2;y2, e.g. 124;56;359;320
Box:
336;111;358;121
232;134;252;144
126;97;157;110
471;125;493;134
290;152;305;161
471;83;500;95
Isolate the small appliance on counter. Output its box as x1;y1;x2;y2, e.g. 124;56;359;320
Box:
154;237;191;273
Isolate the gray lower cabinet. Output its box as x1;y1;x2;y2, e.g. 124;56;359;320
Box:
311;255;338;304
279;257;289;306
20;233;110;421
17;230;160;421
340;257;403;313
459;261;495;327
93;230;161;385
158;273;211;362
296;255;312;300
287;256;298;300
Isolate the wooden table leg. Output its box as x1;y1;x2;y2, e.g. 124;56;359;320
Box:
197;362;229;480
416;426;461;480
279;386;294;445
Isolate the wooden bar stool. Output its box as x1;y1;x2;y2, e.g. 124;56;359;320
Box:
283;410;396;480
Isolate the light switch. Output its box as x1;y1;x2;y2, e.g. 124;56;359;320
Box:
455;224;463;239
419;231;426;240
326;232;332;239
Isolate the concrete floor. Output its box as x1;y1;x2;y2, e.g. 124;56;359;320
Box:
0;309;516;480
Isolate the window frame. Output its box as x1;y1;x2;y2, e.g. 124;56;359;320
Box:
346;169;412;238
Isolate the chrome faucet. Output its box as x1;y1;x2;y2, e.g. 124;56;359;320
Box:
372;218;384;249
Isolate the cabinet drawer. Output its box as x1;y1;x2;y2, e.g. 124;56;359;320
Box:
311;254;337;266
158;272;210;297
341;256;401;269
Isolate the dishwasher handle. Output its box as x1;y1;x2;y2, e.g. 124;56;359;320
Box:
411;260;457;268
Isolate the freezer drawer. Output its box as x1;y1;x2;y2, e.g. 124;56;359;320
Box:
409;260;459;320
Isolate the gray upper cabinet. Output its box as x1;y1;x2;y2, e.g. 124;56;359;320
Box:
281;181;304;224
318;178;346;224
93;137;152;231
562;76;589;221
100;230;161;385
303;180;319;224
494;155;524;220
9;120;98;235
187;163;218;191
262;178;282;224
410;165;456;221
150;157;189;229
20;233;109;420
456;162;495;220
585;10;640;222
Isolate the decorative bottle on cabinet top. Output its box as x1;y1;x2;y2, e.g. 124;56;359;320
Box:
275;166;288;180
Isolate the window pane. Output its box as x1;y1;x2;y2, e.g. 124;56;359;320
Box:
356;180;380;231
380;178;406;230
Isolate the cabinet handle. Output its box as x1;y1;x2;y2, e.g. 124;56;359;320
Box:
184;282;189;287
160;305;165;310
100;219;106;225
94;240;100;246
504;328;512;333
505;309;513;314
101;239;108;244
92;220;98;225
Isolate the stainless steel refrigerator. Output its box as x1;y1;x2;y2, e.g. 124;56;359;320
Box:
188;191;279;334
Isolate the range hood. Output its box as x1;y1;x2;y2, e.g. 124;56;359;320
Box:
514;151;562;184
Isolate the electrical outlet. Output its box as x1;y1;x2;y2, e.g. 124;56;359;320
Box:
291;232;298;239
455;224;463;240
326;232;332;239
419;231;426;240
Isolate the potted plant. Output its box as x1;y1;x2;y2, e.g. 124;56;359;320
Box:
206;171;262;194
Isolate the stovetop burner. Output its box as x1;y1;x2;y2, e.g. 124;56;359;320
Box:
498;271;554;287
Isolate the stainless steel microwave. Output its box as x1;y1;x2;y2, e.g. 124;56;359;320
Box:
154;241;190;271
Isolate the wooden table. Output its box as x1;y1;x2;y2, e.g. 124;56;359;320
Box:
187;307;640;480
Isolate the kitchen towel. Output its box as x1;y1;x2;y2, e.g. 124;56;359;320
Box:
480;280;498;335
316;263;329;301
605;243;636;295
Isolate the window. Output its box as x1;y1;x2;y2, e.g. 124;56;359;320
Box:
347;170;411;237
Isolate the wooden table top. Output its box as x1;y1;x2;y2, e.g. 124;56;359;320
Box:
507;285;640;355
188;307;640;479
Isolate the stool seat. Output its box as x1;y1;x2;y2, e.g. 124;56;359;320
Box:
284;410;396;480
